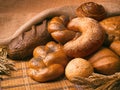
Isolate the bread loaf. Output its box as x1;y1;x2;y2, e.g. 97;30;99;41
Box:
100;16;120;44
7;20;52;60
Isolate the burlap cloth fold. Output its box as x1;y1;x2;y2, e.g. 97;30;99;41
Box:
0;0;120;90
0;0;120;45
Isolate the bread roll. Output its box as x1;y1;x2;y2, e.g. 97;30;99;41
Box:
100;16;120;44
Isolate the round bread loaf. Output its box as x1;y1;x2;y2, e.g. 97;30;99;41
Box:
76;2;107;21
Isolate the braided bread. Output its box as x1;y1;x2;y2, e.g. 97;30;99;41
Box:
28;41;68;82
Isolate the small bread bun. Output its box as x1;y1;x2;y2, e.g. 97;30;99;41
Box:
65;58;93;81
76;2;107;21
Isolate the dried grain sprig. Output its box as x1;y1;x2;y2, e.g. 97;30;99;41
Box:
0;46;16;75
72;72;120;90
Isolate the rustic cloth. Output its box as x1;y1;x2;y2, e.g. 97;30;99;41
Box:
0;0;120;45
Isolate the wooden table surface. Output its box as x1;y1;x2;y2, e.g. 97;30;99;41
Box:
0;0;120;90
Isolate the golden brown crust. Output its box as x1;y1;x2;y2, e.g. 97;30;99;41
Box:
88;48;120;75
65;58;93;81
110;40;120;56
48;15;76;44
100;16;120;43
64;17;105;58
28;63;64;82
76;2;107;21
28;41;68;82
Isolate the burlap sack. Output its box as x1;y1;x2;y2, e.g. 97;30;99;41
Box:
0;2;120;45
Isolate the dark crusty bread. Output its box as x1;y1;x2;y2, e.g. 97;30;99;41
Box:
7;20;52;60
